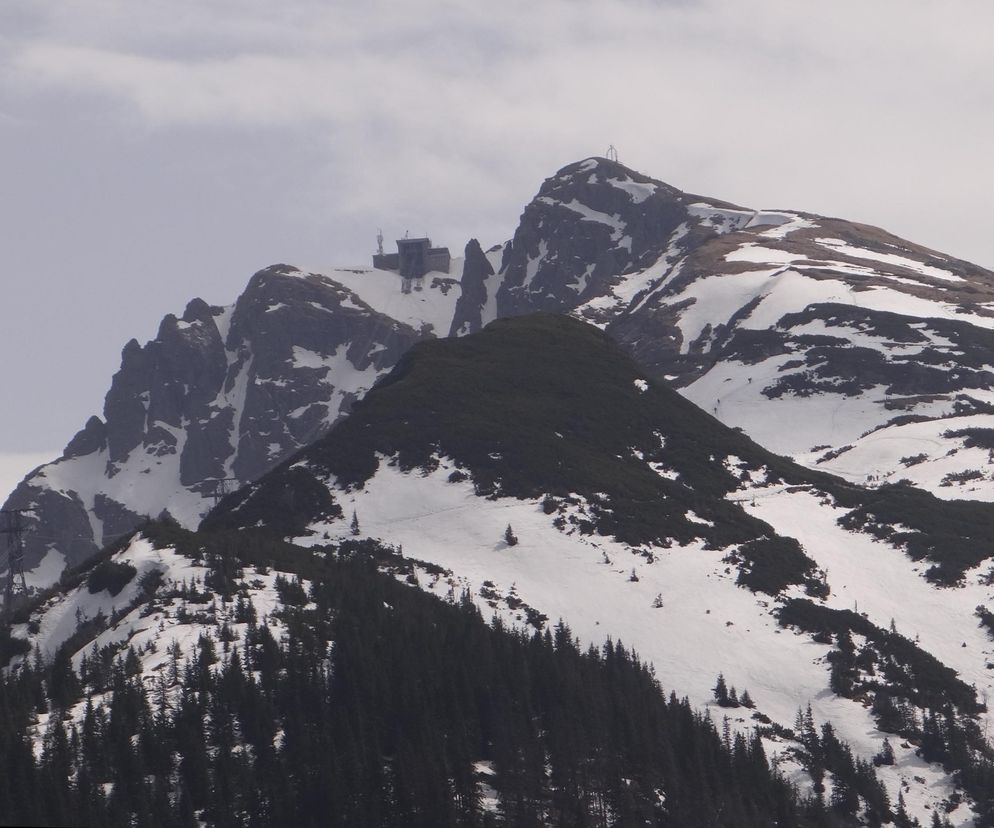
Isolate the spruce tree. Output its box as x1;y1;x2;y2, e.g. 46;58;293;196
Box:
874;737;895;766
713;673;729;706
894;791;914;828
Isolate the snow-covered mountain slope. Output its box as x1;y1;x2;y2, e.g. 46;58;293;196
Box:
11;154;994;591
7;531;288;676
210;314;994;826
491;157;994;498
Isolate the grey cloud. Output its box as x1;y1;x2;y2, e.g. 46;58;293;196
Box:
2;0;994;453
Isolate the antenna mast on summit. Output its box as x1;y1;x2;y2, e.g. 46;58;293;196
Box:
376;228;384;256
606;144;619;162
1;509;30;628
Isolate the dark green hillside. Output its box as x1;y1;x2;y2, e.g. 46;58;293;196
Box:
209;315;801;554
207;313;994;585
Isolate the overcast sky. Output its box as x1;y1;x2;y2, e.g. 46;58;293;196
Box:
2;1;994;480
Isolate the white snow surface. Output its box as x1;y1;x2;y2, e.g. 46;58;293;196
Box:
577;223;690;322
35;431;210;538
684;358;895;456
313;265;463;336
20;536;278;661
725;244;808;265
759;215;817;239
671;267;786;353
543;197;626;241
25;549;66;589
816;238;963;282
14;441;992;825
686;203;755;234
605;176;657;204
296;459;980;825
805;413;994;500
737;483;988;825
301;461;822;728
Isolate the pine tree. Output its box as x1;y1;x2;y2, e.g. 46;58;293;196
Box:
350;510;360;536
713;673;729;706
123;646;142;678
830;772;859;818
828;627;858;696
47;648;81;710
504;524;518;547
874;737;895;766
893;791;914;828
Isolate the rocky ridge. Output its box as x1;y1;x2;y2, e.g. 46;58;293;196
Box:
4;266;434;573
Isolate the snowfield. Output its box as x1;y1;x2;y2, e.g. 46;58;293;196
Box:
296;458;985;825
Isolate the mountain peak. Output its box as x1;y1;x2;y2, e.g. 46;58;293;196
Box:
544;156;682;201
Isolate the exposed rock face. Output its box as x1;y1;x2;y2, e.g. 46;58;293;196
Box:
218;267;421;481
63;416;107;460
103;298;228;472
448;239;495;337
5;265;430;571
495;158;690;317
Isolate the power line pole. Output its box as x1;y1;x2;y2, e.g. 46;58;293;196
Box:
207;478;240;508
0;509;30;627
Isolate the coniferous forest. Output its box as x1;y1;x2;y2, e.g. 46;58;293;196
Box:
0;527;887;827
